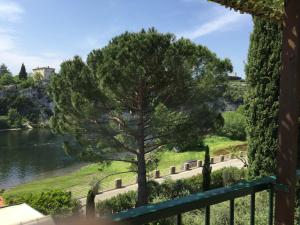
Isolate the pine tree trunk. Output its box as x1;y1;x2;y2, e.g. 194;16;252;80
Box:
136;152;148;206
136;82;148;206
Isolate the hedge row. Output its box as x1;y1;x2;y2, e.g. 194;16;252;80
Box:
97;166;247;215
6;190;80;216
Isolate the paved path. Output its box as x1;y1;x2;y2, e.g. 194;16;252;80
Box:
80;158;244;206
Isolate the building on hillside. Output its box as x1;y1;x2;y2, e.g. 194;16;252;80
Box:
32;66;55;80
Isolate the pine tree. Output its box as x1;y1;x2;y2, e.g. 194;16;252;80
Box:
202;145;211;191
19;63;27;80
49;29;232;206
245;17;282;177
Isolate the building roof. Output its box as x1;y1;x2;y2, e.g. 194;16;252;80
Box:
0;203;55;225
33;67;55;71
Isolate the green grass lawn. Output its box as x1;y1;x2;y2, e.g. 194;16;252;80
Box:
3;136;246;199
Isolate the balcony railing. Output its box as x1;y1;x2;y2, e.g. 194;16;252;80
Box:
110;173;297;225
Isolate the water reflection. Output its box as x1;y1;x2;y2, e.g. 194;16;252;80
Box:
0;129;79;189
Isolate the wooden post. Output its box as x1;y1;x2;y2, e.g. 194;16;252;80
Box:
275;0;300;224
220;155;224;162
184;163;190;171
154;170;160;178
115;179;122;189
170;166;176;174
197;160;203;167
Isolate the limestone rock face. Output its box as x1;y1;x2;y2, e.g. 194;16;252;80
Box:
0;82;53;125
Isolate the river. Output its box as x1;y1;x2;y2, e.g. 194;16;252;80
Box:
0;129;82;189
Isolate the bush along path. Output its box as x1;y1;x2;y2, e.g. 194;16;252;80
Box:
79;158;245;206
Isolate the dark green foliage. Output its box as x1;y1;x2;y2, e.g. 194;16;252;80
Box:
202;145;211;191
7;108;23;128
158;179;191;200
10;96;40;122
218;110;247;140
97;191;137;215
19;63;28;80
0;64;11;76
5;190;80;216
222;166;247;186
49;28;232;205
0;96;41;124
0;97;9;114
147;180;162;201
0;117;9;129
0;73;15;86
86;190;95;218
245;17;282;177
223;80;247;105
17;76;35;88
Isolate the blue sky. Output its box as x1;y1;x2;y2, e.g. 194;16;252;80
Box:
0;0;253;77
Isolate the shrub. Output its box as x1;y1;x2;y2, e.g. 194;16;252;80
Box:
97;191;136;215
148;180;161;201
10;96;40;123
158;178;191;200
96;167;247;216
219;110;247;140
0;97;9;115
17;77;35;88
0;73;15;86
0;118;9;129
210;169;224;189
222;166;247;186
5;190;80;216
7;108;24;128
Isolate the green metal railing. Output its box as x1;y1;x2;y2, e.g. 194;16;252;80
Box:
111;176;277;225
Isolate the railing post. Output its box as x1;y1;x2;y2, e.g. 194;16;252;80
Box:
230;199;234;225
177;214;182;225
250;193;255;225
275;0;300;224
269;187;274;225
205;206;210;225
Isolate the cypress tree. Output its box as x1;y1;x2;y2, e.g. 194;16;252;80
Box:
202;145;211;191
245;17;282;177
19;63;27;80
86;190;95;218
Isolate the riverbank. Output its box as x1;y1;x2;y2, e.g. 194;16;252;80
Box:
3;136;247;200
0;128;22;132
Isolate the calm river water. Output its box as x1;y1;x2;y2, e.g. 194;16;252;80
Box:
0;129;81;189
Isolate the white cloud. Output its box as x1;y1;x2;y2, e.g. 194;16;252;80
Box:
0;26;63;73
0;1;24;22
0;2;63;74
0;27;16;51
178;11;245;39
